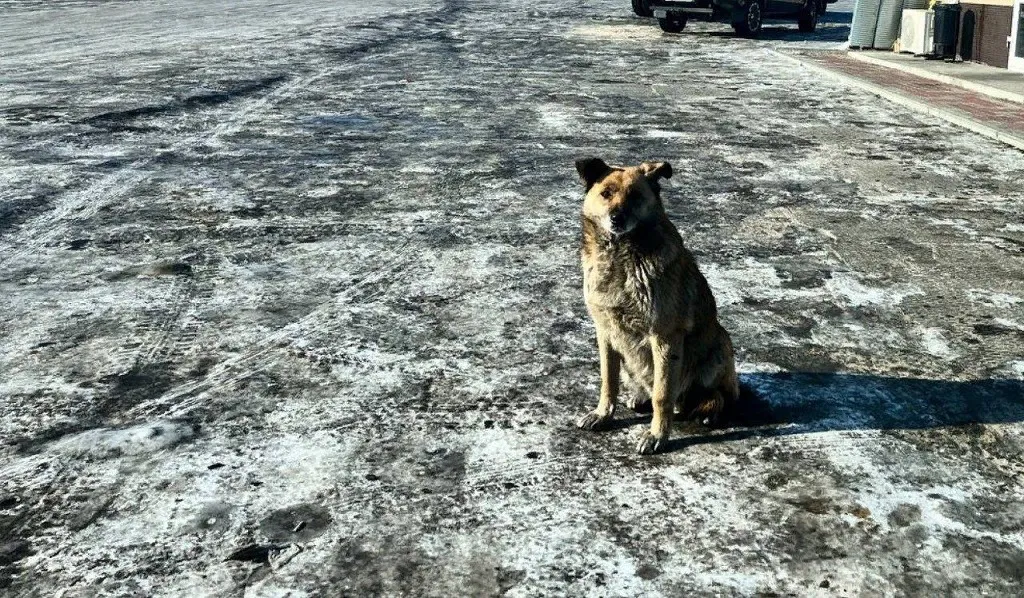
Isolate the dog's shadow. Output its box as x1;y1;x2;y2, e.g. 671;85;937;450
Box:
619;372;1024;453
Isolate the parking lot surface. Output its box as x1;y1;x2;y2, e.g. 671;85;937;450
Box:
2;0;1023;595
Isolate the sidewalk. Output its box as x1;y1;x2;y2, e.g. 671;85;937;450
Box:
848;51;1024;105
778;50;1024;151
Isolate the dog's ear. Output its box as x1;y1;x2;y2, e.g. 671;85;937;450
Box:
575;157;611;190
640;161;672;181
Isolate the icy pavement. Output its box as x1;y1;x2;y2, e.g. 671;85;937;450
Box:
1;0;1023;595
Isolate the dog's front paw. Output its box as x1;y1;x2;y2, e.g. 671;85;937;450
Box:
576;411;612;431
635;430;666;455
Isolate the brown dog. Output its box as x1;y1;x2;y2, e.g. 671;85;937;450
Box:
573;157;740;454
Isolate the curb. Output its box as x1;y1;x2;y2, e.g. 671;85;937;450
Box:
775;51;1024;153
847;51;1024;106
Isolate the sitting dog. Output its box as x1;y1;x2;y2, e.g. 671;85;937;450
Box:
573;157;740;454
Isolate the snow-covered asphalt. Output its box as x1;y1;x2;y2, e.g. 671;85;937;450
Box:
2;0;1023;595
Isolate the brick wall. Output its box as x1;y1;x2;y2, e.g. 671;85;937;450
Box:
958;4;1012;69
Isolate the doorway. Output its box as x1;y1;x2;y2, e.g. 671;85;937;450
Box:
1011;0;1024;72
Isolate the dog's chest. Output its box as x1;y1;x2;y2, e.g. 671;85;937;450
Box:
583;251;659;331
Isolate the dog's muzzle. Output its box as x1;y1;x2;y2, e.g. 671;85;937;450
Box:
609;212;629;235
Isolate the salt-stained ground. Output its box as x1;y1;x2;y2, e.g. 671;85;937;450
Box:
2;0;1024;595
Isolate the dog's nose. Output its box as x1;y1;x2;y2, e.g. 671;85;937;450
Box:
610;212;627;229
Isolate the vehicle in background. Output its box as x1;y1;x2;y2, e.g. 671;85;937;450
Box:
644;0;833;37
632;0;654;16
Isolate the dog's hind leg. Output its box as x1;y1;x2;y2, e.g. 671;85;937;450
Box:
678;384;709;417
688;389;726;426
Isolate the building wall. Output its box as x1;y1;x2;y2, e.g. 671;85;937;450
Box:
958;4;1013;69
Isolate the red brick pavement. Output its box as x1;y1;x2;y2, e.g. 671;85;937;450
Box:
792;51;1024;137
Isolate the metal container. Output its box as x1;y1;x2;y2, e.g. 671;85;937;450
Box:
850;0;884;48
873;0;907;49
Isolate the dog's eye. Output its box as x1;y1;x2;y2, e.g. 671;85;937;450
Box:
600;188;613;199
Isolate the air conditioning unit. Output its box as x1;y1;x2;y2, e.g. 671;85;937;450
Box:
900;9;935;55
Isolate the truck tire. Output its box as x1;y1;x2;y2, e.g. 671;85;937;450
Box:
632;0;653;17
658;15;687;32
798;0;819;32
733;1;763;37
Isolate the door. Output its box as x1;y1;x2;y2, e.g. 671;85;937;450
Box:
1011;0;1024;73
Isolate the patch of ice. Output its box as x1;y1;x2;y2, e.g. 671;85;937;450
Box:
399;163;436;174
569;24;662;41
916;327;956;359
248;588;311;598
688;572;762;596
306;185;342;198
536;104;577;134
464;430;521;465
702;258;801;307
50;420;196;459
821;433;1024;551
994;361;1024;378
646;129;695;140
993;318;1024;331
824;272;923;308
928;218;978;237
736;361;786;374
704;259;921;311
0;377;95;399
965;289;1022;309
734;207;800;240
982;236;1024;253
811;320;905;352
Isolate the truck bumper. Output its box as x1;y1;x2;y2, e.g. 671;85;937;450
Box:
649;1;715;21
649;0;749;22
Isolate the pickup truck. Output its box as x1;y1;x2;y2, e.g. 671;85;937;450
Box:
633;0;830;37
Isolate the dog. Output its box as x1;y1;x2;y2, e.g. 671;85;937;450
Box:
573;157;740;454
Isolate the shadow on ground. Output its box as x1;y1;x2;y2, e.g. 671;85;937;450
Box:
658;372;1024;452
691;11;852;42
820;9;853;24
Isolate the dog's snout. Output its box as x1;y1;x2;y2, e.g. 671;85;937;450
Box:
609;212;627;228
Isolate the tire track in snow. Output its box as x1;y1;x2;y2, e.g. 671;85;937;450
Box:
0;72;320;269
0;1;467;269
98;253;221;383
126;239;417;419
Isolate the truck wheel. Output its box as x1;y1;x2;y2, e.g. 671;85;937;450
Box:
632;0;653;17
658;16;687;32
733;1;763;37
798;0;819;32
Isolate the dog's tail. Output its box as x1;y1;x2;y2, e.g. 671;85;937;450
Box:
728;380;775;428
